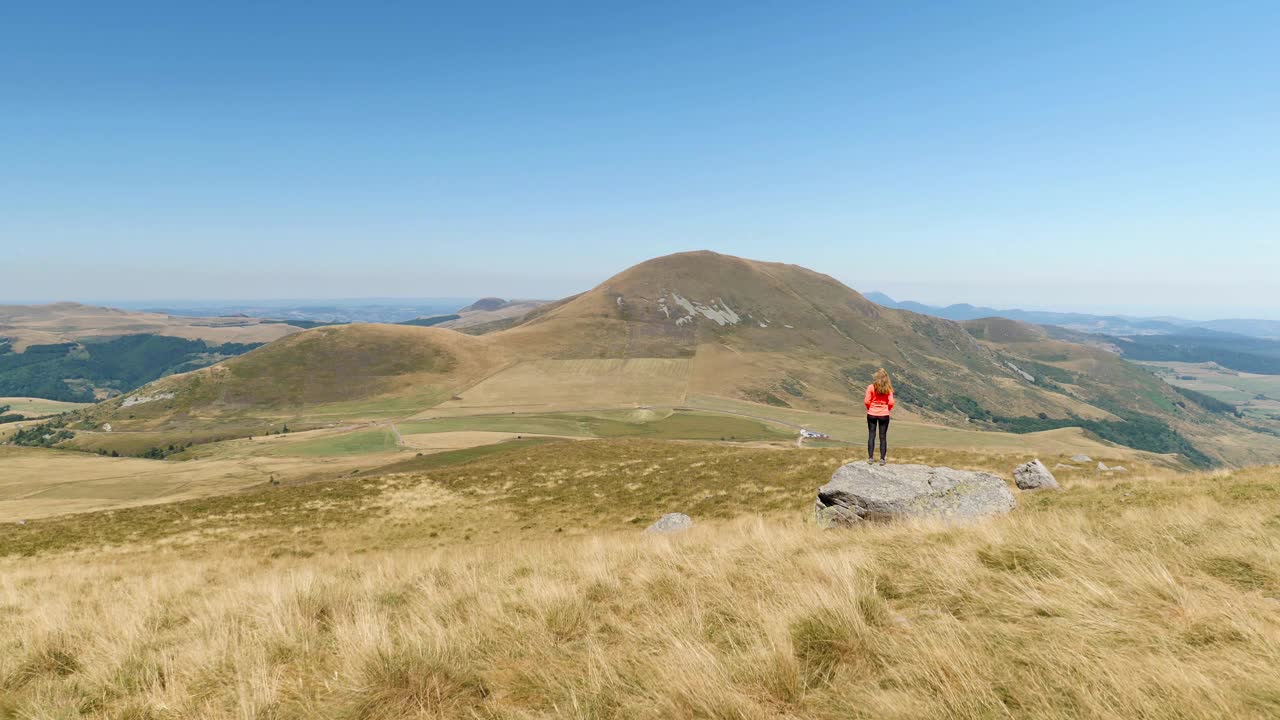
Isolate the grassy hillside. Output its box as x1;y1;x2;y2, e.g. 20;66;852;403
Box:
0;335;265;401
62;252;1280;468
0;302;300;351
2;439;1278;718
960;317;1280;466
81;324;508;428
494;252;1126;425
1143;361;1280;422
0;302;307;401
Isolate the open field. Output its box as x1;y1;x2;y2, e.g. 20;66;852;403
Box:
0;426;412;521
290;388;457;421
0;302;300;351
1142;361;1280;420
1;410;788;523
429;358;693;414
0;397;92;418
685;396;1167;462
0;391;1177;524
402;409;793;443
266;428;402;457
0;446;277;521
399;431;575;452
1;438;1278;718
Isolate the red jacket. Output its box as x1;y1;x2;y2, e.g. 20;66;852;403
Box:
865;385;895;417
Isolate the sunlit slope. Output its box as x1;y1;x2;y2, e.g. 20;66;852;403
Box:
72;252;1280;465
495;251;1127;420
86;324;508;427
963;316;1280;466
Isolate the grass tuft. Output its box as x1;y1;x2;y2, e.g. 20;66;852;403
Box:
344;646;488;719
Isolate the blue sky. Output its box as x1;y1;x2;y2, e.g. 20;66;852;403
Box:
3;2;1278;319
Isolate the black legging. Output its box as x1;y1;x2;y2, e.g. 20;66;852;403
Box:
867;415;890;460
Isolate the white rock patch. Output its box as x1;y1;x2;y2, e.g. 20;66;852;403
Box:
121;392;175;408
1006;362;1036;383
670;292;741;326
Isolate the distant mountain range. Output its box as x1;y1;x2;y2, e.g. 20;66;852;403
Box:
864;293;1280;340
121;299;474;325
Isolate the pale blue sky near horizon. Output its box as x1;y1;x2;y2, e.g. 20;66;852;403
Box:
3;2;1278;320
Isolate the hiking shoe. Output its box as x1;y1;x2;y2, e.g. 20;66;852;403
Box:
879;459;887;466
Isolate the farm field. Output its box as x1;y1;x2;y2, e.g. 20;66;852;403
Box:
428;358;693;415
264;427;401;457
401;409;793;443
290;387;456;421
1141;361;1280;420
0;397;93;418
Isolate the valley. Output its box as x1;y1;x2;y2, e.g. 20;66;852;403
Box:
1142;361;1280;422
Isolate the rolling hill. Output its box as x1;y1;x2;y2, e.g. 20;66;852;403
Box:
83;323;508;425
61;252;1280;466
0;302;301;350
0;303;306;401
401;297;546;332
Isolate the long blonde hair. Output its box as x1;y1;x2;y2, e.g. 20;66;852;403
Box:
873;368;893;395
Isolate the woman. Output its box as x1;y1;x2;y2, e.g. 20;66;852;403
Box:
865;368;895;465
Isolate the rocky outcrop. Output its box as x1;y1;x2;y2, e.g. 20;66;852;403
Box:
645;513;693;534
1013;459;1060;491
1071;454;1093;463
815;463;1015;528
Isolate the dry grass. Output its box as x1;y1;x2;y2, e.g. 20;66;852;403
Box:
0;397;93;418
2;456;1280;718
0;302;299;351
430;358;694;416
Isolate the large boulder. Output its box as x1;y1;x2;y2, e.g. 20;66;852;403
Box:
645;513;693;534
1013;459;1060;491
815;463;1016;527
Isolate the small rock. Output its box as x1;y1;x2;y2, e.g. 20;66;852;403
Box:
645;513;693;534
1053;463;1078;471
1071;454;1093;463
1109;465;1128;472
1098;462;1110;471
1013;459;1060;491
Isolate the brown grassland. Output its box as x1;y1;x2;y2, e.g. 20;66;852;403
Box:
2;439;1280;718
0;303;300;351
